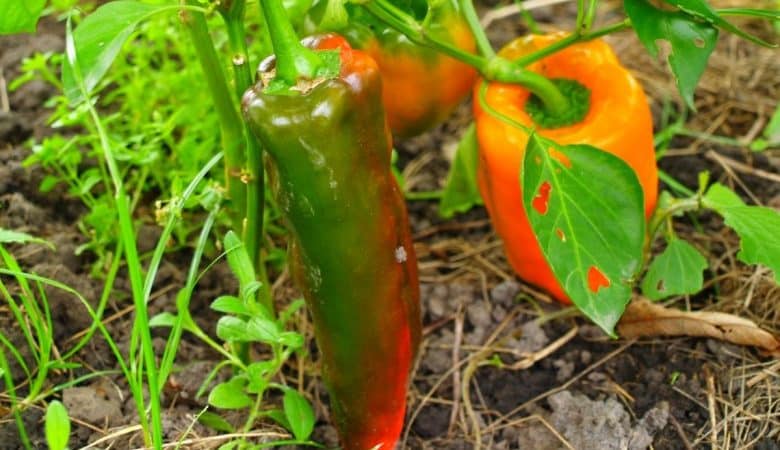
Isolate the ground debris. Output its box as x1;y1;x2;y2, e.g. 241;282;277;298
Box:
618;298;780;355
516;391;669;450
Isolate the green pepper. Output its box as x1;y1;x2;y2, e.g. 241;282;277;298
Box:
242;34;421;450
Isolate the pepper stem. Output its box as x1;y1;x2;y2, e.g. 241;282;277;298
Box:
486;57;571;118
363;0;576;121
261;0;323;84
458;0;495;58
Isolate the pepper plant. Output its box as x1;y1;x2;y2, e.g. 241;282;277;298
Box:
1;0;779;449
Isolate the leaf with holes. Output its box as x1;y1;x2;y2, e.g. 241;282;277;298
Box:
662;0;775;47
641;238;708;300
703;183;780;282
522;134;645;335
439;124;484;218
624;0;718;109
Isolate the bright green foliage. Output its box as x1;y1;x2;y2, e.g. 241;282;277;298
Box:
149;233;313;444
209;377;253;409
61;1;173;104
439;124;484;218
703;183;780;282
642;238;708;300
522;134;645;335
283;388;316;441
751;104;780;152
45;401;71;450
18;13;225;270
0;229;52;247
197;411;235;433
0;0;45;34
625;0;718;109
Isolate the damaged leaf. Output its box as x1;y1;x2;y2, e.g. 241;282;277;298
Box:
522;134;645;335
618;298;780;354
641;238;708;300
624;0;718;108
662;0;776;48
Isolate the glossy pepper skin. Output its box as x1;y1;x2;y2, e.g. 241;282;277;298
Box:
343;0;477;137
242;34;421;450
474;33;658;303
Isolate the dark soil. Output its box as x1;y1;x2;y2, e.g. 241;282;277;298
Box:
1;4;778;450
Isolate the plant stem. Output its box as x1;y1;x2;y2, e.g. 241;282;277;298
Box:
514;19;631;67
65;16;162;447
584;0;598;32
365;0;569;116
458;0;495;58
485;59;570;115
181;1;247;229
261;0;322;84
221;3;272;311
364;1;485;68
575;0;586;32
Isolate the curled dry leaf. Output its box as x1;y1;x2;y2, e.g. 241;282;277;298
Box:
618;298;780;356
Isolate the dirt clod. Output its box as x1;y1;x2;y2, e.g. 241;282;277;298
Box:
63;379;123;427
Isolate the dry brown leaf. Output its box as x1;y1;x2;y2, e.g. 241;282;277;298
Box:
617;298;780;355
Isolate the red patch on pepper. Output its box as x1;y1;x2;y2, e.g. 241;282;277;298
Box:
587;266;610;293
532;181;551;215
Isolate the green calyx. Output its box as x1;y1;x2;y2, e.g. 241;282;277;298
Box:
525;78;590;129
263;49;342;95
261;0;341;93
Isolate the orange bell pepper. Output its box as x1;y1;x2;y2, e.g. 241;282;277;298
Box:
353;0;477;137
474;33;658;303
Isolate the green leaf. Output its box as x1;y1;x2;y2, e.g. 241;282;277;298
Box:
279;298;306;326
208;377;251;409
641;238;708;300
439;124;484;218
45;400;70;450
198;411;235;433
663;0;776;47
283;389;315;441
0;0;45;34
62;1;173;104
246;361;273;394
0;229;53;248
39;175;60;193
216;316;250;342
751;103;780;152
216;316;281;343
764;103;780;140
624;0;718;109
266;409;291;430
522;135;645;335
278;332;305;350
210;296;250;316
224;231;255;288
703;183;780;282
148;312;177;328
241;281;265;304
246;317;281;344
